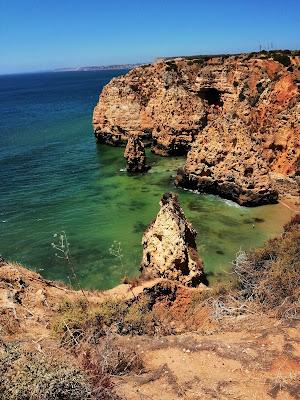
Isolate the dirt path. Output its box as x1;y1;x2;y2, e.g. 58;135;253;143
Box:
116;317;300;400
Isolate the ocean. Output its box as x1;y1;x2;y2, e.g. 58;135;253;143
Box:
0;70;293;289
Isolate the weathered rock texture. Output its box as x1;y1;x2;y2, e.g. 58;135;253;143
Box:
175;118;279;206
124;136;150;173
93;52;300;205
140;192;205;287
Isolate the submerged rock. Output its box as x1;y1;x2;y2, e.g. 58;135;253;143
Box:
140;192;206;287
124;136;150;173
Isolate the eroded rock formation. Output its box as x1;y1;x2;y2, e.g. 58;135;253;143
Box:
93;53;300;205
140;192;206;286
124;136;150;173
175;118;279;206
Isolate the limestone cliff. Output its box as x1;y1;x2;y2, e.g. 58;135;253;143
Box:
175;118;279;206
93;52;300;205
140;192;205;286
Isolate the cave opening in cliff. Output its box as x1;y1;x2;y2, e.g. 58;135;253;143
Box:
198;88;223;106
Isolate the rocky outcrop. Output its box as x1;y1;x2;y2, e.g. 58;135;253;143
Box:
140;192;206;287
175;118;279;206
124;137;150;173
175;61;300;205
93;60;208;154
93;52;300;205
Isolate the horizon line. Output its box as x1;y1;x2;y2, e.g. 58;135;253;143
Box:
1;48;299;76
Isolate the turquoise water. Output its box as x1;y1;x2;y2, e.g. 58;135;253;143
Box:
0;71;293;289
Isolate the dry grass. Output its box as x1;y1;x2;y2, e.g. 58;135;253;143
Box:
51;297;147;399
0;340;93;400
234;215;300;316
199;215;300;320
186;215;300;321
52;285;175;342
73;334;143;400
267;372;300;398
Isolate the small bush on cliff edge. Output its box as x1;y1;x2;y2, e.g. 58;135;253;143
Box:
271;52;291;67
165;61;178;72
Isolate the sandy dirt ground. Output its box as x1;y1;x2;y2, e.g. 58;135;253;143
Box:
116;317;300;400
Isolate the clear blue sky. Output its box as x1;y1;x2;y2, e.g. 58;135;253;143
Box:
1;0;299;74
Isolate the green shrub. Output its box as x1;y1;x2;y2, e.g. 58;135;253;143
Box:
272;53;291;67
192;58;205;65
52;298;92;336
165;61;178;72
256;82;264;94
95;298;128;327
239;92;246;101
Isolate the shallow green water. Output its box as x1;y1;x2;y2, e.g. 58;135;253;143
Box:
73;146;293;288
0;71;293;289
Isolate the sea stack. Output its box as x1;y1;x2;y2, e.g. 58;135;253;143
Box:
124;136;150;173
140;192;206;287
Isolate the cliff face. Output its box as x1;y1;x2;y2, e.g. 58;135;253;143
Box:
93;53;300;205
92;60;208;153
175;117;279;206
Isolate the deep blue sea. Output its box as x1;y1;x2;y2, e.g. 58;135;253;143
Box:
0;71;293;289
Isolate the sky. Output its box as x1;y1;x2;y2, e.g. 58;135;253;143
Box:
0;0;300;74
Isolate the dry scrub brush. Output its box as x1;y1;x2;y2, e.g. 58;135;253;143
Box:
234;215;300;315
209;215;300;319
0;340;93;400
51;297;148;399
52;285;174;344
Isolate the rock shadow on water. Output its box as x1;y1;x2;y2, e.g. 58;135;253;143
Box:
71;244;106;262
254;217;265;223
198;222;234;238
218;214;240;227
157;175;174;187
215;249;225;255
187;201;203;211
126;172;148;179
101;194;114;202
133;221;148;234
243;217;265;225
131;199;146;208
128;199;147;211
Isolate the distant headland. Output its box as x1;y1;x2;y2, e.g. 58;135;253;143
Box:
53;63;146;72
